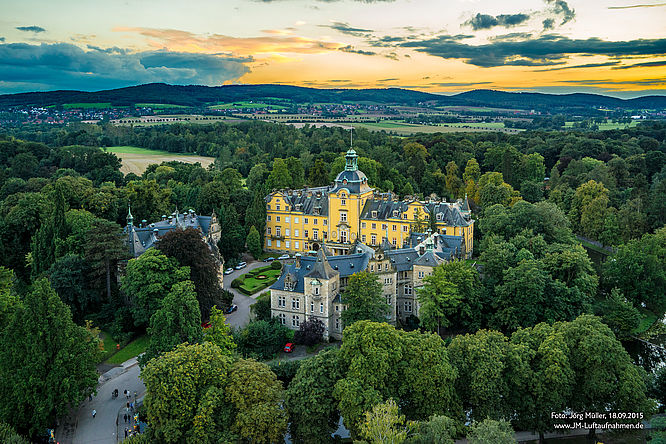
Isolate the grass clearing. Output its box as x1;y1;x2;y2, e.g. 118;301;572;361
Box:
352;121;522;135
135;103;189;109
235;265;283;295
63;102;114;109
104;335;149;365
98;330;118;363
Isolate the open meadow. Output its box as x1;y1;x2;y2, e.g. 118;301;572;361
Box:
103;146;215;175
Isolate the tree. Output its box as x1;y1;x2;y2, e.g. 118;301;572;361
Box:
0;423;30;444
197;180;229;215
478;172;519;209
308;158;330;187
246;225;262;259
294;318;325;346
48;254;94;323
596;288;640;338
444;161;463;199
245;192;266;243
122;249;191;329
157;227;229;320
569;180;610;239
286;157;305;188
141;342;234;443
286;348;345;443
0;279;98;437
203;305;236;356
417;267;461;335
267;158;293;190
410;208;428;233
466;419;515;444
85;219;127;304
359;399;412;444
341;271;388;326
226;359;288;444
463;158;481;203
410;415;456;444
493;259;550;330
125;179;172;223
234;319;293;360
403;142;428;179
140;280;204;366
30;186;66;278
217;203;246;263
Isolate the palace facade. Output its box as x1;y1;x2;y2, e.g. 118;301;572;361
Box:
267;148;475;339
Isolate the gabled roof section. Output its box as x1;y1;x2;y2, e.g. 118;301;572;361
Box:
306;248;337;280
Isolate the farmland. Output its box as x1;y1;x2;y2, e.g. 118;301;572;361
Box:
103;146;215;175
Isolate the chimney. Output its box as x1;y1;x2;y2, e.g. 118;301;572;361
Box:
295;253;301;268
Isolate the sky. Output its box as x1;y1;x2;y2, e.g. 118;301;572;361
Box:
0;0;664;97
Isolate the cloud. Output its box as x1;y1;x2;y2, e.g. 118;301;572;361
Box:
608;2;666;8
535;61;621;71
0;38;4;43
464;13;530;30
429;81;493;86
560;78;666;86
544;0;575;26
320;22;373;37
338;45;376;55
612;60;666;69
400;34;666;67
0;42;251;93
115;27;340;55
86;45;129;55
16;26;46;33
542;18;556;30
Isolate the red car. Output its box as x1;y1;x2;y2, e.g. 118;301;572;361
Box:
284;343;294;353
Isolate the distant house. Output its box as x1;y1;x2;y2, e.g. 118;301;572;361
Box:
124;206;224;284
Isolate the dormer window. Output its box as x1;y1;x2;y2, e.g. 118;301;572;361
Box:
437;213;443;221
393;210;399;218
372;211;377;218
276;204;281;211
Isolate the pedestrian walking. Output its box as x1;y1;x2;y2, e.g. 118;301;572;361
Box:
91;409;96;418
125;428;128;438
89;394;92;401
127;401;130;409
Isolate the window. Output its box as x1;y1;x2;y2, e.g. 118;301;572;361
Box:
336;305;339;311
405;285;413;295
313;219;318;225
295;217;299;224
437;213;443;221
314;286;320;295
391;224;396;231
340;212;347;223
295;241;300;249
279;313;286;324
335;317;340;330
362;222;367;229
292;298;300;309
278;295;286;307
276;204;281;211
386;295;391;305
382;224;387;230
285;229;290;236
286;241;290;248
292;315;300;327
418;271;424;279
267;215;271;221
305;230;309;238
403;213;408;220
424;215;429;220
371;234;377;245
370;264;374;272
320;302;324;313
384;277;393;284
392;238;397;246
324;220;327;226
267;239;272;246
286;216;290;223
276;216;281;222
267;204;271;210
313;229;319;240
310;302;314;313
267;227;272;235
295;229;299;237
372;211;377;218
304;218;309;224
341;199;346;206
404;301;412;313
371;223;377;230
276;240;281;247
403;225;408;232
341;231;348;243
276;227;281;237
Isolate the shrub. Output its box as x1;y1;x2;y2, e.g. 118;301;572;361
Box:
251;292;272;321
271;260;283;270
294;318;325;346
231;278;242;289
234;318;293;360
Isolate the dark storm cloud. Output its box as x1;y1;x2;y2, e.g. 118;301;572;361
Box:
612;60;666;69
338;45;376;56
0;42;251;94
86;45;129;55
16;26;46;33
400;34;666;68
464;13;531;30
321;22;373;37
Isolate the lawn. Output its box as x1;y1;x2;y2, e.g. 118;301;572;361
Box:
98;330;118;363
104;335;149;365
235;265;283;295
63;102;115;109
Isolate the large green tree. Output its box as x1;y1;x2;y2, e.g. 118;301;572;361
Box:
417;267;461;335
246;225;262;259
122;248;190;329
466;419;515;444
0;279;98;437
84;218;127;304
203;305;237;356
359;399;412;444
341;271;388;327
140;280;204;366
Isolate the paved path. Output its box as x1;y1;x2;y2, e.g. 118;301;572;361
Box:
56;358;146;444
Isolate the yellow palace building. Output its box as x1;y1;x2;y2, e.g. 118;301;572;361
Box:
264;148;474;257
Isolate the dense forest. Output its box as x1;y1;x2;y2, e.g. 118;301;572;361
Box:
0;120;665;441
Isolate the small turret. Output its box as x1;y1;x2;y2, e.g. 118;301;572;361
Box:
126;204;134;229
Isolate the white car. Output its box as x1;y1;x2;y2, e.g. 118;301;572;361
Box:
224;268;234;275
278;254;290;260
234;261;247;270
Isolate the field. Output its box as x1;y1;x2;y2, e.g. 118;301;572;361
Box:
351;120;523;135
135;103;189;109
564;121;639;130
63;102;115;109
103;146;215;175
112;114;242;126
209;102;284;110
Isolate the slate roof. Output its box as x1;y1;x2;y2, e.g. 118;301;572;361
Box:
268;187;330;217
426;202;471;226
386;248;420;272
306;248;337;280
330;169;372;194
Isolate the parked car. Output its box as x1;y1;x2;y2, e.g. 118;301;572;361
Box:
278;254;290;260
284;343;294;353
263;257;275;262
225;304;238;314
224;268;234;275
234;261;247;270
